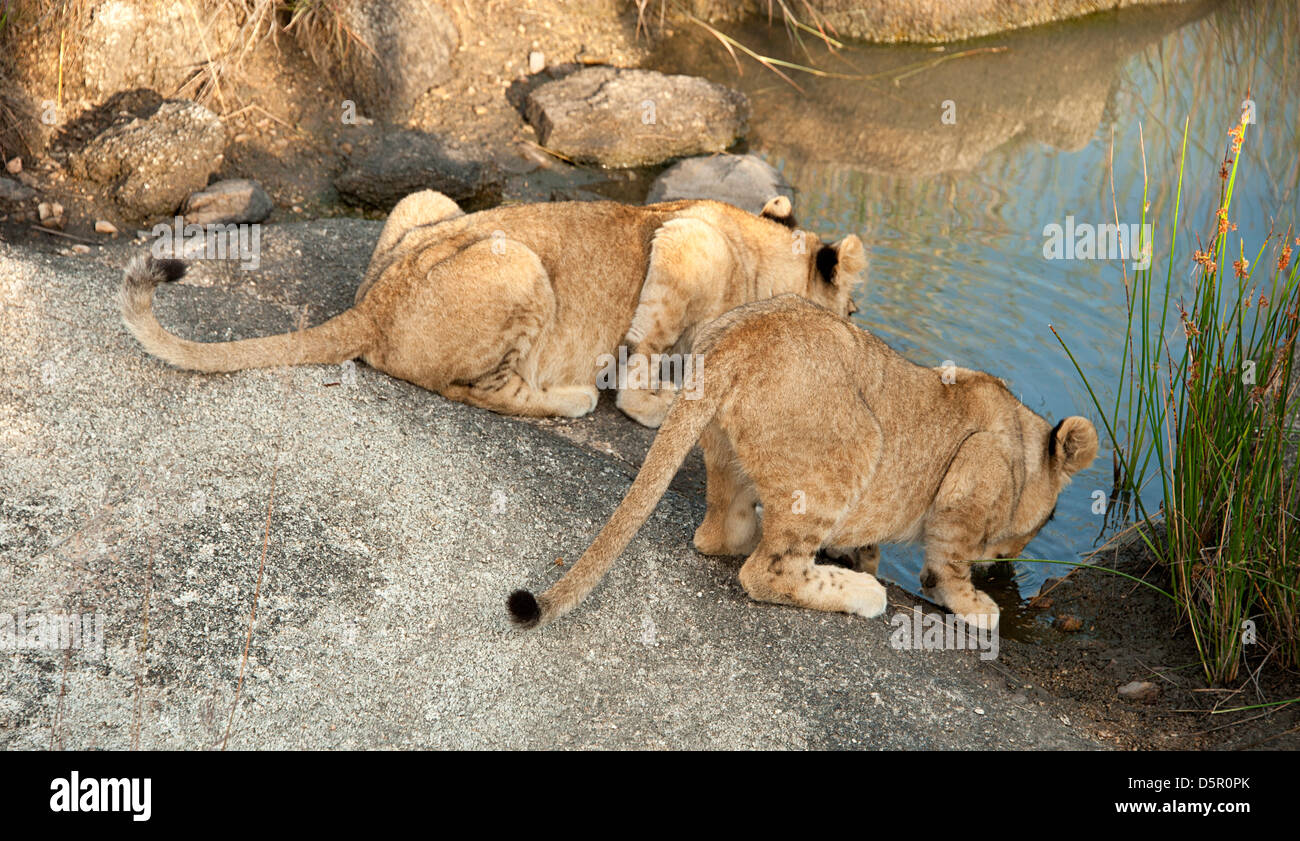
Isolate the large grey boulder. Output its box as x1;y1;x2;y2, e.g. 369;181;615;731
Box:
332;0;459;120
645;154;791;215
67;99;226;223
524;67;749;168
0;222;1105;750
334;129;498;209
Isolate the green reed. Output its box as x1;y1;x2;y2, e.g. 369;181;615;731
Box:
1055;107;1300;683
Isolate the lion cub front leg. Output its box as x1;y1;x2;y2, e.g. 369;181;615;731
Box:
920;534;1000;631
920;435;1008;631
616;218;733;428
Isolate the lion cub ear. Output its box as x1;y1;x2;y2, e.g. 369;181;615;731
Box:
760;195;795;228
1050;416;1099;476
816;235;867;287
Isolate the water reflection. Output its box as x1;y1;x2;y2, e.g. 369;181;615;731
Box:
650;0;1300;621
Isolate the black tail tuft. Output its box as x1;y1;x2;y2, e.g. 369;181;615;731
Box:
153;257;188;283
507;589;541;627
124;255;188;293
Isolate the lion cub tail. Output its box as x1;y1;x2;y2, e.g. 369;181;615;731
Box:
507;389;720;629
120;255;373;373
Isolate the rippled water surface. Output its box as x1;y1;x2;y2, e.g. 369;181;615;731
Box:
650;0;1300;618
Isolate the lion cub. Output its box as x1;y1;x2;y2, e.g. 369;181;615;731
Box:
508;295;1098;631
121;191;865;428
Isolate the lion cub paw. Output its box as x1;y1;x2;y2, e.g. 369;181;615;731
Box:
846;574;888;619
947;590;1000;632
616;387;676;428
552;385;599;418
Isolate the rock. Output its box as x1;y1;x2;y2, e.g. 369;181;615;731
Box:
37;202;65;229
685;0;1197;44
334;129;497;209
182;179;273;225
0;219;1105;751
529;51;546;75
71;244;91;254
67;99;226;223
76;1;238;99
645;154;791;215
524;66;749;168
1053;614;1083;633
95;220;119;235
1117;680;1160;703
331;0;459;120
5;157;20;174
0;177;36;204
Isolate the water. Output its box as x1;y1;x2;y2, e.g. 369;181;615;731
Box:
647;0;1300;620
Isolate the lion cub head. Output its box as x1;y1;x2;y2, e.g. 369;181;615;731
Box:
986;415;1099;561
758;196;866;320
808;236;867;318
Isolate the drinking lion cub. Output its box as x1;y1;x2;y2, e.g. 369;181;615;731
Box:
121;191;864;427
508;295;1098;631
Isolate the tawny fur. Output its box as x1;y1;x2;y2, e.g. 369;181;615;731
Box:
120;191;864;427
509;295;1099;630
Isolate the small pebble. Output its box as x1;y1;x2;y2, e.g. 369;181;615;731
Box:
71;244;91;254
95;220;117;235
1053;614;1083;632
1117;680;1160;703
6;157;21;174
528;51;545;74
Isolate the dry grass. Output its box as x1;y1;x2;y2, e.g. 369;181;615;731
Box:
0;1;366;121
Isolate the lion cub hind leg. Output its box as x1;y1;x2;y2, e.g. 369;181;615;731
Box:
382;237;595;419
738;510;887;619
357;190;465;304
739;544;887;619
693;424;760;556
442;377;597;418
821;544;880;575
853;545;881;576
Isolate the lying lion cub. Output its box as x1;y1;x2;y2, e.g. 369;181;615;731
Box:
121;191;865;427
508;295;1098;631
